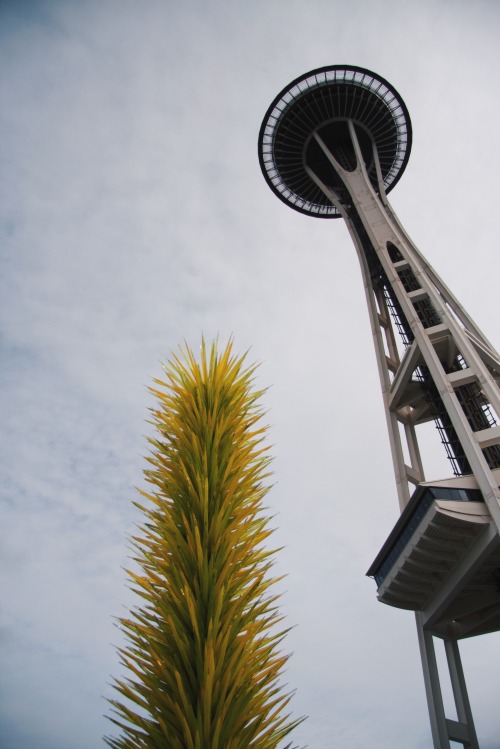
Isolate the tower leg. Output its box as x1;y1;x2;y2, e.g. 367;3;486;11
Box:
444;638;479;749
416;613;479;748
416;612;449;748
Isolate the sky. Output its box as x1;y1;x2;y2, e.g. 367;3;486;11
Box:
1;0;500;747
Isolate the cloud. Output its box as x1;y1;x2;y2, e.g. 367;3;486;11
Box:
1;1;500;747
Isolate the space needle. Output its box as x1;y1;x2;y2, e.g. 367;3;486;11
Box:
259;66;500;748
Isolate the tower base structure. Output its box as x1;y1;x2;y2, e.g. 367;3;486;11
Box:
368;479;499;748
259;67;500;748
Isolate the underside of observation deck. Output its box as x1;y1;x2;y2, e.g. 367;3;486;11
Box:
258;65;412;217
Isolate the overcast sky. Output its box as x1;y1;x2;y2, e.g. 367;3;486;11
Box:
1;1;500;748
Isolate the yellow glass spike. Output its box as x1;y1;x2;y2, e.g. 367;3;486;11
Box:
106;340;304;749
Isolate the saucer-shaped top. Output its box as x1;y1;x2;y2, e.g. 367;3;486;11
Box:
258;65;412;218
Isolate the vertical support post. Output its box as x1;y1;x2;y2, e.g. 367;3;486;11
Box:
444;638;479;749
415;613;450;748
416;612;480;748
404;419;424;480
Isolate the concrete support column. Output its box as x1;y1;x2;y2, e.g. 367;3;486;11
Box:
444;638;479;749
416;612;479;748
416;612;450;749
